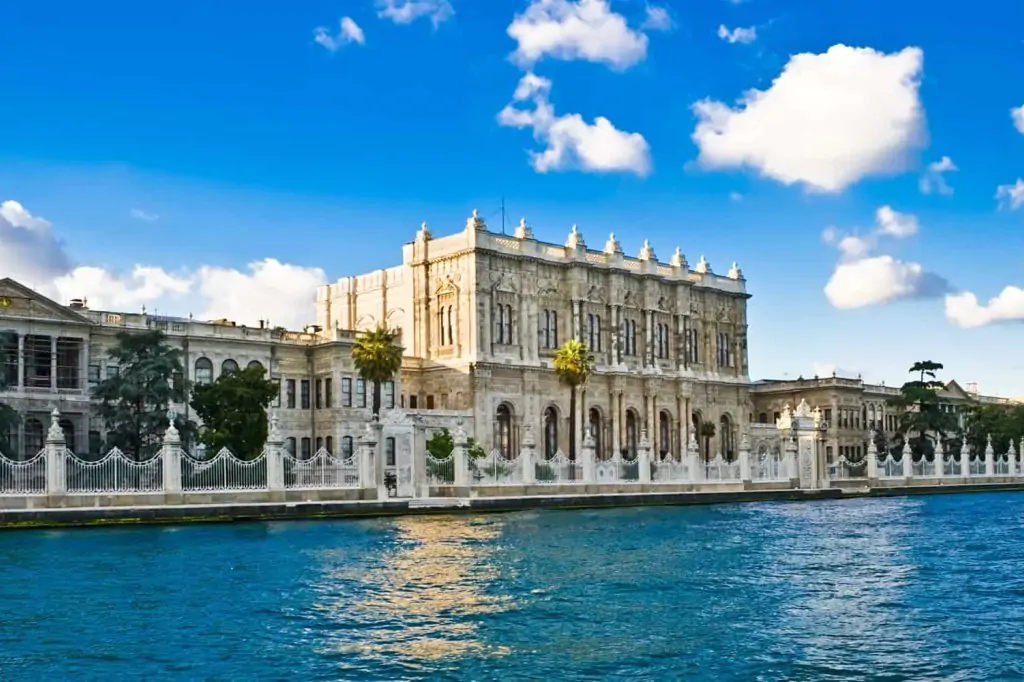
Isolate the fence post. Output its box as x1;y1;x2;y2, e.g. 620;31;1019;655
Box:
162;420;182;494
934;439;945;478
687;431;702;483
960;436;971;480
453;424;469;487
581;426;596;484
637;429;652;483
521;425;536;485
866;431;879;481
901;439;912;480
985;434;995;477
357;423;378;494
738;433;751;483
45;407;66;499
1008;440;1017;478
785;436;798;486
266;414;284;492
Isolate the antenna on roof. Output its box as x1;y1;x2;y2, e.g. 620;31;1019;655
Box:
501;196;506;235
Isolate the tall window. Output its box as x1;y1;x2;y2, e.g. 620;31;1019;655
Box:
194;357;213;386
625;410;638;457
300;379;310;409
221;359;239;376
384;381;395;409
385;437;396;466
720;415;734;460
587;314;602;351
543;406;558;458
620;319;637;356
24;418;44;461
316;436;323;452
494;303;513;344
301;437;311;459
446;306;454;346
315;379;323;409
355;379;366;408
285;379;296;409
325;436;333;454
496;403;514;457
655;323;670;359
284;437;296;455
325;378;333;408
659;411;671;458
684;321;699;364
588;407;602;459
1;335;17;388
342;378;352;407
341;436;353;457
540;310;558;349
716;332;733;368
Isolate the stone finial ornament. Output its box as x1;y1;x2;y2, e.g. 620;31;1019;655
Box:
603;232;622;254
565;224;585;249
670;246;688;269
638;239;656;261
47;407;64;442
695;255;712;274
417;221;432;241
466;208;487;231
513;217;534;239
728;261;744;280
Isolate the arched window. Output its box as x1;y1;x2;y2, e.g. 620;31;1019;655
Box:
437;307;445;345
692;412;703;458
587;314;602;351
385;436;396;466
588;407;603;459
625;409;638;457
543;406;558;458
541;310;558;349
341;436;353;457
720;414;733;460
446;306;454;346
194;357;213;386
284;437;296;455
221;359;239;376
495;403;514;457
59;419;76;455
301;437;311;459
659;411;671;458
247;360;264;372
325;435;333;455
315;436;323;452
758;412;768;424
24;418;44;461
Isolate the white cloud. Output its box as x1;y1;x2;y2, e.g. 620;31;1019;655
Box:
918;155;956;195
641;5;672;31
822;205;947;309
1;198;325;330
996;179;1024;210
507;0;649;71
717;25;756;44
129;208;159;223
497;72;651;176
376;0;453;27
946;287;1024;328
313;17;366;51
1012;105;1024;135
691;44;926;193
728;191;742;202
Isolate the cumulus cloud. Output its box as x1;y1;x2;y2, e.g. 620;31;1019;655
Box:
641;5;672;31
1012;105;1024;134
717;25;756;44
376;0;453;27
822;205;948;309
691;44;927;193
1;198;325;330
946;287;1024;328
497;72;651;176
314;17;365;51
996;179;1024;210
918;155;957;195
507;0;649;71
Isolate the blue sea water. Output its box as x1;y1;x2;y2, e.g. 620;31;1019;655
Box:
2;494;1024;681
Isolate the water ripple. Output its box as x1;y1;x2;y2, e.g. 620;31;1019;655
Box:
1;494;1024;679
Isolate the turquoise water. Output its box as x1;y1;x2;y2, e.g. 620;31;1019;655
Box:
3;494;1024;681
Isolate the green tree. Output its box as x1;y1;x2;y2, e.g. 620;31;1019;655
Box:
351;324;404;419
553;339;594;461
699;421;717;461
0;331;17;454
425;427;486;460
886;360;957;458
963;403;1024;455
92;330;196;461
871;428;888;460
190;363;279;459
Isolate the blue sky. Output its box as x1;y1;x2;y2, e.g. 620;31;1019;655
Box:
1;0;1023;395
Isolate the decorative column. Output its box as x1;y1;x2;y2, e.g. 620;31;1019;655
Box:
637;429;652;483
901;439;912;480
687;430;702;483
410;417;427;497
985;434;995;477
45;408;66;498
676;395;684;462
357;422;379;493
521;425;536;485
162;417;182;494
581;425;596;484
16;335;24;388
611;305;621;365
611;390;622;456
960;435;970;480
266;414;284;492
644;310;654;367
934;439;945;478
646;393;656;458
738;432;751;483
1008;440;1017;478
452;424;469;487
571;300;581;342
866;431;879;481
784;436;798;486
50;336;57;390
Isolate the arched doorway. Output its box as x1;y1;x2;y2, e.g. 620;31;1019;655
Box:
543;406;559;458
691;412;702;459
495;403;515;457
625;409;639;458
588;407;603;459
659;410;671;460
720;414;734;460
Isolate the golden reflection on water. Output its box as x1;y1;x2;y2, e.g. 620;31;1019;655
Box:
310;515;515;663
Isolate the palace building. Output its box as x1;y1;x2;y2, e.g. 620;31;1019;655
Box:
317;210;752;461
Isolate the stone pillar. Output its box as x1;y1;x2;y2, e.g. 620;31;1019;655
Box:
357;422;379;493
866;431;879;481
16;335;24;388
266;414;284;492
611;305;621;365
960;435;970;480
1008;440;1017;478
644;310;654;367
611;390;622;456
162;419;182;493
637;429;651;483
738;432;751;483
985;434;995;477
934;439;945;478
581;425;596;484
646;393;656;458
521;425;536;485
901;439;912;480
571;299;581;342
410;419;428;497
45;408;66;498
50;336;57;390
785;436;798;486
687;430;702;482
453;424;469;487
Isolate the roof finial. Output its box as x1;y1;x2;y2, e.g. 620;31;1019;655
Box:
565;224;585;249
514;217;534;239
603;232;622;254
466;209;487;232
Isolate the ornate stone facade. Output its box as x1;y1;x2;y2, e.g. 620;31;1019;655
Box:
317;212;752;460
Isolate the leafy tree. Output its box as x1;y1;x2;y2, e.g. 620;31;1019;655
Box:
190;364;279;460
963;403;1024;455
886;360;958;459
425;427;485;460
0;331;17;454
698;421;717;461
552;339;594;461
92;330;196;461
871;429;888;460
351;324;404;419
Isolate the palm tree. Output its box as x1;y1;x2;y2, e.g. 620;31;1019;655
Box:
699;421;717;461
552;339;594;461
351;324;404;420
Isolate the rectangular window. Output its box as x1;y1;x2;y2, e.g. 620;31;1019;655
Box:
272;378;281;408
426;395;435;409
315;379;323;409
386;437;396;466
325;378;333;408
286;379;296;409
540;309;558;349
105;364;119;380
88;364;101;384
384;381;395;409
300;379;310;409
301;437;311;459
315;436;323;452
342;377;352;407
410;395;418;409
355;379;366;408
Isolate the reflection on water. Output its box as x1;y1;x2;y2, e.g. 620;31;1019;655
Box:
307;515;514;665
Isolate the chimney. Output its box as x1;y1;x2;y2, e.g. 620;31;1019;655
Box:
69;298;86;309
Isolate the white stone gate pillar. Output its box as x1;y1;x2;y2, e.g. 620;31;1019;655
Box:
357;422;379;494
521;425;536;485
637;429;651;484
266;414;284;492
866;431;879;481
738;433;751;483
162;420;182;493
687;430;702;483
453;424;469;488
934;439;945;478
779;400;823;489
45;408;66;498
985;434;995;477
581;426;596;484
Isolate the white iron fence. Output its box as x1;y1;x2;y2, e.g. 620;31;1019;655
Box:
284;448;359;489
65;448;163;494
0;449;46;496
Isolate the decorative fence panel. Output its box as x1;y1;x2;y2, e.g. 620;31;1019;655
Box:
652;457;689;483
911;456;936;478
0;450;46;496
470;450;523;486
995;455;1010;476
182;448;268;491
284;449;359;489
878;456;902;479
65;448;164;494
945;456;962;476
969;457;985;476
534;452;582;484
704;457;741;482
751;448;787;482
426;454;455;486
